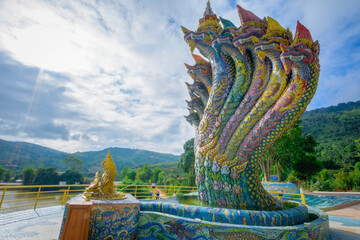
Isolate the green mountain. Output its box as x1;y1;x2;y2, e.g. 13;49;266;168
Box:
0;139;179;173
300;100;360;169
0;139;68;171
134;162;184;176
73;148;179;174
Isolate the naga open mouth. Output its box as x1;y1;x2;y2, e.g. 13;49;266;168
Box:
254;42;278;51
233;29;264;45
281;52;305;61
211;36;232;46
184;32;210;42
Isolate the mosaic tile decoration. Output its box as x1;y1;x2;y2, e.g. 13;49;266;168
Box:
136;206;329;240
140;201;308;227
88;194;140;240
262;182;300;194
59;194;140;240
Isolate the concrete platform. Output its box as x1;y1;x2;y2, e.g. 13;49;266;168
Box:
0;206;64;240
0;204;359;239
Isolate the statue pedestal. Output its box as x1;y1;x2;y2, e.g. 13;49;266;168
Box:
59;194;140;240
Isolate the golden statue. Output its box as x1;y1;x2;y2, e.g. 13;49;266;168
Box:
83;150;126;200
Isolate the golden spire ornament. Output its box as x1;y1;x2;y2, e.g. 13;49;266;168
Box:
83;150;126;200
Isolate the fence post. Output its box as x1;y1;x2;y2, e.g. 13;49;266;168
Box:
300;193;306;205
276;193;281;201
65;186;71;203
61;190;67;205
134;186;138;198
34;186;42;210
0;188;6;209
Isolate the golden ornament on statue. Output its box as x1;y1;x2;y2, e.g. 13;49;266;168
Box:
83;150;126;200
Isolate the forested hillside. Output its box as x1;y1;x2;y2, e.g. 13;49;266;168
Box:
301;101;360;169
72;148;179;173
0;139;179;173
0;139;68;171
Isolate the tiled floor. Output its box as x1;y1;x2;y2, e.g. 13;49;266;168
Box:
0;206;64;240
328;206;360;240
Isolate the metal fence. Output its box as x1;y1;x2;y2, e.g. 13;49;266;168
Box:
312;185;359;192
0;184;305;212
0;184;197;211
268;191;306;205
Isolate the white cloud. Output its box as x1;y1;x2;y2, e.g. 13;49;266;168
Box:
0;0;359;154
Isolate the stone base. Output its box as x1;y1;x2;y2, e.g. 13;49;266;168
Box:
59;194;140;240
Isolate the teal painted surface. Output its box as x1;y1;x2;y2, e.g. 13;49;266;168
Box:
305;195;360;209
261;182;300;194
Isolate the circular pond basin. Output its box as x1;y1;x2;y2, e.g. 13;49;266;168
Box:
138;196;330;239
140;195;309;227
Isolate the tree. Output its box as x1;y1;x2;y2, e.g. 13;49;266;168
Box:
152;167;164;184
64;155;83;172
157;171;167;185
292;153;323;189
178;138;195;185
342;142;360;165
120;166;131;180
22;166;35;185
32;167;59;185
355;162;360;172
0;165;5;181
138;163;153;183
356;139;360;157
260;121;317;182
127;171;137;181
350;162;360;186
60;170;83;184
3;169;13;182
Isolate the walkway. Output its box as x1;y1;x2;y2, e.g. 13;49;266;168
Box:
0;204;359;239
328;203;360;239
0;206;64;240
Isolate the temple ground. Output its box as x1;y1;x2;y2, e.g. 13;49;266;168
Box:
0;205;359;239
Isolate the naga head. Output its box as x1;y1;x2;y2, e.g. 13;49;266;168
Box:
252;17;292;63
185;54;212;79
233;5;267;55
185;110;200;126
186;90;204;117
181;1;223;52
182;26;212;52
280;21;320;74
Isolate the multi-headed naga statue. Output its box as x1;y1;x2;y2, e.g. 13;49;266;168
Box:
182;2;320;210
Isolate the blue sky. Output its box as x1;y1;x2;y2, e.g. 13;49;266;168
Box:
0;0;359;154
